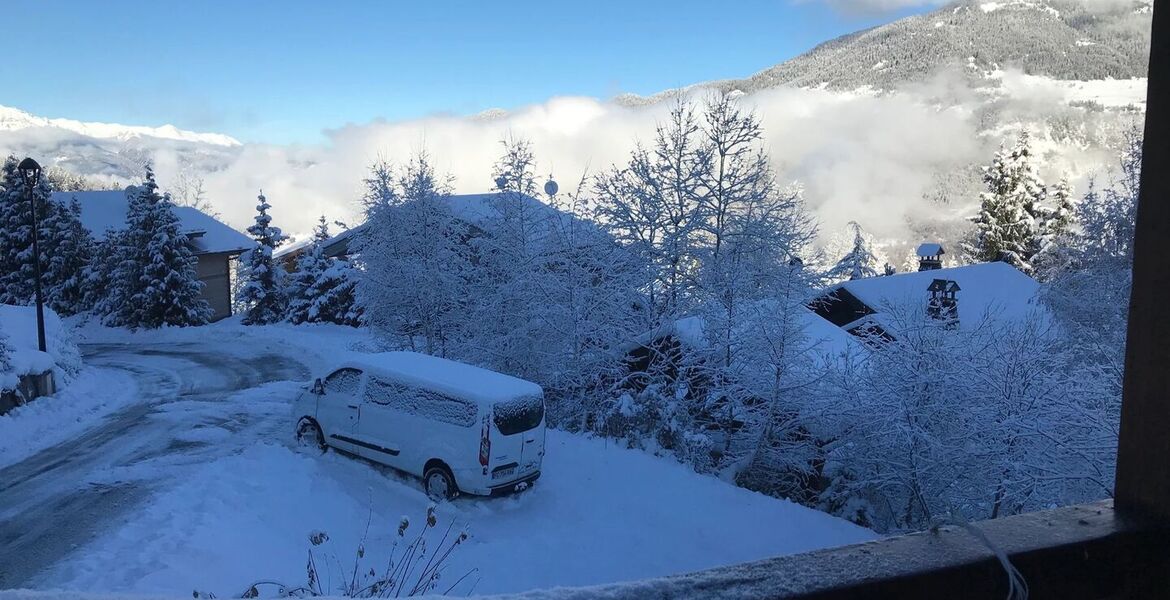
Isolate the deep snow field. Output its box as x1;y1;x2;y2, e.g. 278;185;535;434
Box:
9;320;874;597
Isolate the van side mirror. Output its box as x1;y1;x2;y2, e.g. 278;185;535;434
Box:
311;378;325;395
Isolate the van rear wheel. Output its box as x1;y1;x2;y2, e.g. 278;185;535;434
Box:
424;465;458;501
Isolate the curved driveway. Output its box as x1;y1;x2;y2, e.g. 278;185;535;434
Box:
0;343;308;588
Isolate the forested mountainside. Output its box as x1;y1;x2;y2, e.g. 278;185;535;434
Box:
618;0;1151;104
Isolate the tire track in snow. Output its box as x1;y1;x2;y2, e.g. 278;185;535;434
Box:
0;343;308;588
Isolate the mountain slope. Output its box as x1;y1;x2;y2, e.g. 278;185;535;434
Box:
618;0;1150;104
0;105;239;147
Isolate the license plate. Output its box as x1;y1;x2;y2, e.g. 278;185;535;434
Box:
494;467;516;479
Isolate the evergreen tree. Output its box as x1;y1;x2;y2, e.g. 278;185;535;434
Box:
41;196;93;315
287;216;359;325
0;155;56;306
970;132;1046;273
85;228;126;318
286;217;330;318
827;222;880;281
302;256;362;326
109;167;212;328
1032;177;1077;279
1043;177;1076;239
240;191;288;325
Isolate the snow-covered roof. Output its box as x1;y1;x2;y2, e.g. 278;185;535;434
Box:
51;190;254;255
629;306;861;360
336;351;543;406
832;262;1040;331
916;243;944;257
298;192;567;260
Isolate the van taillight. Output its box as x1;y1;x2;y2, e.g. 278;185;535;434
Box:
479;419;490;467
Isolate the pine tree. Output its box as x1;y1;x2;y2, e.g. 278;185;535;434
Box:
970;132;1047;273
42;196;93;315
302;256;362;326
827;222;880;281
109;167;212;328
287;216;359;325
0;155;56;306
85;228;125;318
240;191;288;325
1043;177;1076;239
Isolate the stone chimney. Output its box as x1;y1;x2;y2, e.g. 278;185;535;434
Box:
917;243;945;271
927;278;960;327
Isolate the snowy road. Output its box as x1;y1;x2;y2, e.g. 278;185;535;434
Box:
0;343;309;588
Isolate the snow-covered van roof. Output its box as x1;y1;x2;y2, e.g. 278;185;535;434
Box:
51;190;254;256
336;351;543;406
830;262;1041;331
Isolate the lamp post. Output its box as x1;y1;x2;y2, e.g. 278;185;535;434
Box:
17;157;46;353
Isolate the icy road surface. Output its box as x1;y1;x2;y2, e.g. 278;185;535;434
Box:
0;343;308;588
1;339;874;596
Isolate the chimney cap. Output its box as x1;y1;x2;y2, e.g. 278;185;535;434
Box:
928;278;961;293
917;243;945;257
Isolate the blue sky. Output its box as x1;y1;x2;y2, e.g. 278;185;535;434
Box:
2;1;926;144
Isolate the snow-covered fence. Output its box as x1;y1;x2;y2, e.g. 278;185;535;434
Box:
0;304;81;413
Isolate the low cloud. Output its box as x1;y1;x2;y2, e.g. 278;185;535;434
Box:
2;68;1137;256
191;78;992;248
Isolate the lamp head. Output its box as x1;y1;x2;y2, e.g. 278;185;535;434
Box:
18;157;42;188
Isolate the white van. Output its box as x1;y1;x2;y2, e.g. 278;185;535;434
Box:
292;352;546;500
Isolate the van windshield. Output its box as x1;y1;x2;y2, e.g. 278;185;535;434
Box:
494;395;544;436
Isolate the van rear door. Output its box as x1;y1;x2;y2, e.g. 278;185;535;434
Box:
489;395;545;482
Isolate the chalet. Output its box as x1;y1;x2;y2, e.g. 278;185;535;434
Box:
275;192;558;267
808;261;1040;342
51;190;253;321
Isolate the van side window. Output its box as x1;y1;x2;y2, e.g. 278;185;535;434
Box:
365;377;478;427
324;368;363;396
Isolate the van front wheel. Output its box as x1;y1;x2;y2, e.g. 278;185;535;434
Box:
296;418;326;454
424;465;458;501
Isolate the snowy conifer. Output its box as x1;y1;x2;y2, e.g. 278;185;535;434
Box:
240;191;288;325
0;155;56;306
287;216;361;326
85;229;126;318
1043;177;1076;239
108;167;211;328
827;222;880;281
970;132;1046;273
41;196;93;315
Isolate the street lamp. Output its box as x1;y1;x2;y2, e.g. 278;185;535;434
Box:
17;157;46;353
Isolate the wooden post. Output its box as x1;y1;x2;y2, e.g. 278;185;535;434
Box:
1115;0;1170;522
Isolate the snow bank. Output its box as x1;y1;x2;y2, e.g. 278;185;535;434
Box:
37;429;873;597
0;304;81;390
0;367;137;469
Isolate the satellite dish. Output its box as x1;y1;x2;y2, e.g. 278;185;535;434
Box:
494;175;509;190
544;178;559;197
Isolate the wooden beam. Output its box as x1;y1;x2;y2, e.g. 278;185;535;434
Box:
1115;0;1170;521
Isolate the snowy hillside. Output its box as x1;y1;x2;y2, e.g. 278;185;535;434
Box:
0;105;239;147
617;0;1151;103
